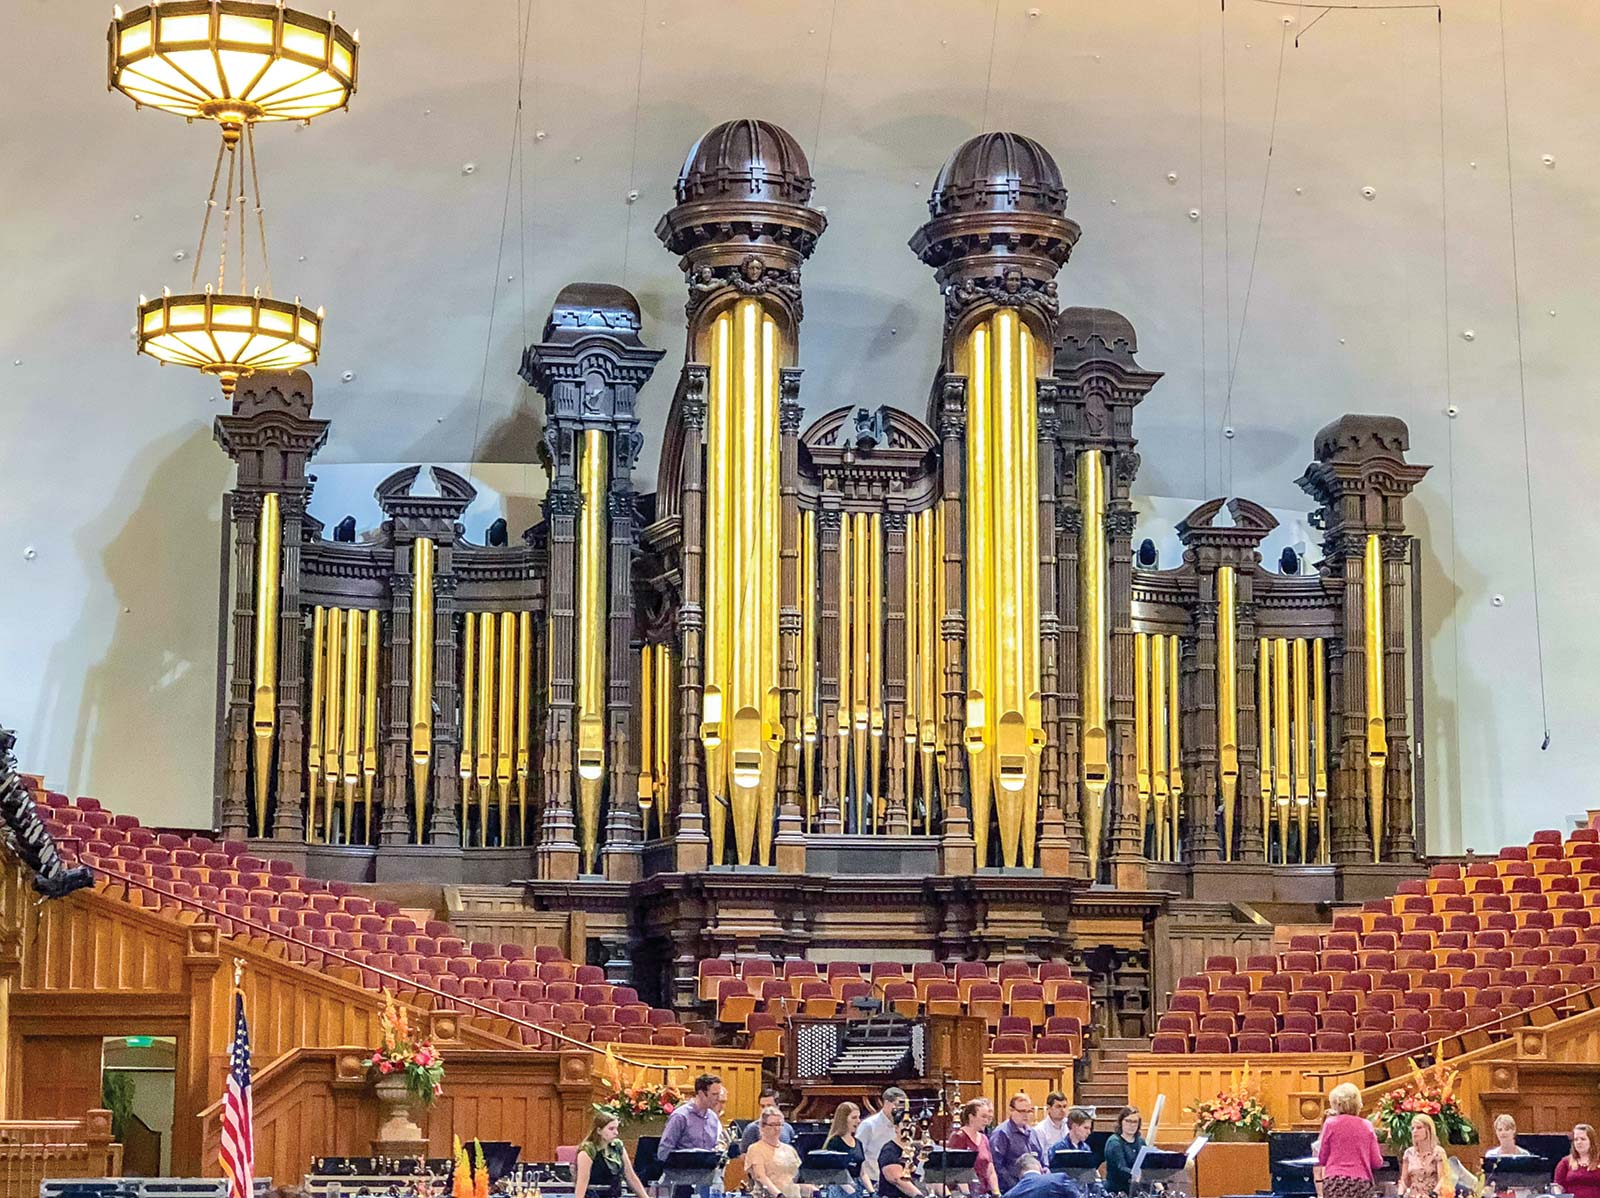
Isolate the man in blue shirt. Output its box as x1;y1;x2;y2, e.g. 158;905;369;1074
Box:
990;1093;1047;1192
738;1088;795;1152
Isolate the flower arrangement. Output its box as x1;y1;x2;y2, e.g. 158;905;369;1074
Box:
1372;1062;1476;1147
593;1066;682;1124
368;990;445;1106
452;1137;490;1198
1186;1065;1276;1140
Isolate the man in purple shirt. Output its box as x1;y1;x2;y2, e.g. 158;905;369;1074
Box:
658;1072;727;1157
990;1092;1046;1192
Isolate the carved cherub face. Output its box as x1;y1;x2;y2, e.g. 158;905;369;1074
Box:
741;255;765;282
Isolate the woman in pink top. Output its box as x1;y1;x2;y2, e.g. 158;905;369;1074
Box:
1555;1125;1600;1198
948;1098;1002;1196
1316;1084;1386;1198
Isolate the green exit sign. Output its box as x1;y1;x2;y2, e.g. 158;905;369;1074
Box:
125;1036;154;1048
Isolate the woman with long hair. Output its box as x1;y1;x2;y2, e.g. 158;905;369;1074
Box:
1555;1125;1600;1198
1399;1114;1450;1198
1315;1084;1384;1198
574;1112;650;1198
824;1102;867;1190
946;1098;1001;1196
1102;1107;1147;1196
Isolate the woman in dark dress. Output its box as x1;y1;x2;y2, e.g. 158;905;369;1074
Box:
878;1115;924;1198
1102;1107;1147;1196
825;1101;868;1191
574;1112;650;1198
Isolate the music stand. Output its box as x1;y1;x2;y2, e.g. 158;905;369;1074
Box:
798;1150;856;1189
1374;1155;1401;1190
1483;1155;1556;1195
922;1148;978;1195
1133;1150;1191;1196
658;1149;723;1197
1049;1149;1101;1186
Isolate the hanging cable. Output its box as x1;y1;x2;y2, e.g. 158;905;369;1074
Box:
217;142;238;294
1496;0;1551;746
620;0;650;288
246;125;274;298
1196;0;1211;498
810;0;841;166
1219;0;1234;491
191;139;227;291
979;0;1002;132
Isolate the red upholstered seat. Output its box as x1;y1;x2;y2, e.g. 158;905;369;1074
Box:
1151;1033;1190;1052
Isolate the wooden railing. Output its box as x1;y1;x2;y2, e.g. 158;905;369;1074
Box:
0;1110;121;1198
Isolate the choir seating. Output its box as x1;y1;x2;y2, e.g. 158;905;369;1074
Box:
1152;824;1600;1056
32;785;703;1049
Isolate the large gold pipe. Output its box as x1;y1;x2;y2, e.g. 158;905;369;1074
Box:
1078;449;1108;874
341;606;361;843
655;644;673;830
362;608;378;845
1292;636;1311;863
756;313;782;864
837;509;852;793
1257;636;1273;859
1364;533;1387;861
322;605;342;846
306;604;325;842
498;610;516;846
516;610;532;844
728;299;764;862
1215;565;1239;860
1018;319;1042;870
1134;632;1151;854
905;508;919;820
991;309;1026;866
851;510;870;831
460;610;477;837
1313;636;1328;863
802;509;818;824
410;536;436;842
1273;636;1291;859
868;512;884;833
251;490;282;837
918;507;938;828
965;322;994;866
1167;633;1183;856
1151;633;1170;862
703;309;732;863
476;609;496;851
934;499;947;778
639;639;655;827
577;428;609;868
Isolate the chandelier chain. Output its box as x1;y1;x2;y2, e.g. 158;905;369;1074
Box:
246;126;274;299
192;138;228;291
218;142;238;294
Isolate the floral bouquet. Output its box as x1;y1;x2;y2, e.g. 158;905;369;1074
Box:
1372;1063;1476;1146
368;990;446;1106
1187;1065;1276;1139
593;1073;683;1124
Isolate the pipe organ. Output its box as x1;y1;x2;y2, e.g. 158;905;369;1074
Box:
213;121;1430;889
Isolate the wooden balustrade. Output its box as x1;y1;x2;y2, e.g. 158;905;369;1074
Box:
0;1110;120;1198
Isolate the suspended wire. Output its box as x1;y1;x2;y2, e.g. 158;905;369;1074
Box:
471;0;538;464
1435;0;1464;797
191;138;228;291
1220;19;1291;496
1196;0;1210;498
810;0;841;165
979;0;1002;132
1495;0;1551;744
519;2;537;344
217;142;238;294
246;125;273;298
1218;0;1233;491
620;0;649;288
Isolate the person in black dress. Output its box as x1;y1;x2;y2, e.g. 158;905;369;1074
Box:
879;1115;924;1198
825;1101;868;1191
575;1112;651;1198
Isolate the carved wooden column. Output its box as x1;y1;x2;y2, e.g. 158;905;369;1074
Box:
271;492;308;840
380;568;413;845
1381;533;1417;861
935;375;975;874
1180;601;1221;863
603;486;644;879
220;493;259;841
429;568;462;846
1035;383;1070;874
773;378;808;871
1057;489;1088;874
1105;468;1145;887
816;505;845;833
882;507;911;836
1234;585;1266;862
672;369;711;871
539;481;582;876
1329;536;1370;862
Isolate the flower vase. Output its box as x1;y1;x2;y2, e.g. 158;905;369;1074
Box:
621;1115;668;1162
1206;1124;1266;1144
371;1074;429;1158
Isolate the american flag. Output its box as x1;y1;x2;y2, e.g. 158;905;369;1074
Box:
218;989;255;1198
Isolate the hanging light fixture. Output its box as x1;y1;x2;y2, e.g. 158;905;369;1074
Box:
110;1;358;397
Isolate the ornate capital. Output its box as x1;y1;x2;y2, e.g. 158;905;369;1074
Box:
942;270;1059;331
1104;509;1137;538
679;366;709;432
1056;506;1081;533
780;401;805;436
817;508;843;533
685;258;805;325
544;486;582;519
607;489;637;520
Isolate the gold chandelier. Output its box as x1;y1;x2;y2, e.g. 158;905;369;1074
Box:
110;1;357;397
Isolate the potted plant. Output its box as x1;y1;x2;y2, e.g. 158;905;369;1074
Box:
368;991;446;1149
1186;1066;1276;1142
1372;1064;1477;1147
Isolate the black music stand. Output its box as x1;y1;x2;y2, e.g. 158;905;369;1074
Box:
659;1149;723;1198
1268;1132;1319;1196
1049;1149;1100;1186
1483;1155;1556;1194
922;1148;978;1193
798;1150;856;1189
1133;1150;1191;1196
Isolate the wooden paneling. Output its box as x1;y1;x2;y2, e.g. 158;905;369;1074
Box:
983;1055;1075;1109
18;1036;104;1119
0;1110;121;1198
1190;1141;1270;1198
1127;1053;1362;1132
1151;903;1275;1010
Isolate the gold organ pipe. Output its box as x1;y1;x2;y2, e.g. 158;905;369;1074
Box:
1135;632;1151;851
728;299;764;862
838;512;852;770
639;640;655;822
1215;565;1239;860
934;500;947;775
1077;449;1109;874
1018;318;1042;870
905;510;919;818
410;537;436;842
801;510;818;824
306;605;325;841
497;610;515;846
1273;636;1291;859
322;604;342;845
516;610;532;843
475;609;495;849
1292;636;1311;863
1313;637;1329;862
965;322;994;866
917;507;938;828
1151;633;1170;862
460;611;477;833
992;309;1027;866
362;608;378;845
576;428;609;869
1363;533;1387;862
702;309;732;864
1167;633;1183;855
655;644;673;830
851;510;870;831
756;312;781;865
868;512;883;833
1257;636;1273;859
341;606;361;843
251;490;282;838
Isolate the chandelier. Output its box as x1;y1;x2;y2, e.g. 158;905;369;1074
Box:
110;1;358;397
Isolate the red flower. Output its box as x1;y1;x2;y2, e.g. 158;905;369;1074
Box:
379;1061;394;1075
663;1102;675;1114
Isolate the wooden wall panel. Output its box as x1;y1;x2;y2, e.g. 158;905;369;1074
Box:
18;1037;104;1119
983;1055;1076;1110
1127;1053;1362;1132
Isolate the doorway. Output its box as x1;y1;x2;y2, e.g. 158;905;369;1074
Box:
100;1036;177;1176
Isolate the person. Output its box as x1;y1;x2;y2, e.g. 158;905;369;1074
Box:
860;1087;910;1187
948;1098;1002;1196
742;1088;797;1152
1034;1095;1073;1156
574;1112;651;1198
824;1102;867;1189
1002;1154;1085;1198
1062;1110;1094;1155
746;1106;812;1198
878;1112;924;1198
1485;1114;1530;1158
1102;1107;1147;1196
1555;1125;1600;1198
1315;1084;1384;1198
658;1072;726;1157
990;1093;1045;1193
1399;1114;1450;1198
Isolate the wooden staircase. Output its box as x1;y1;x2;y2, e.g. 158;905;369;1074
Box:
1078;1035;1148;1126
